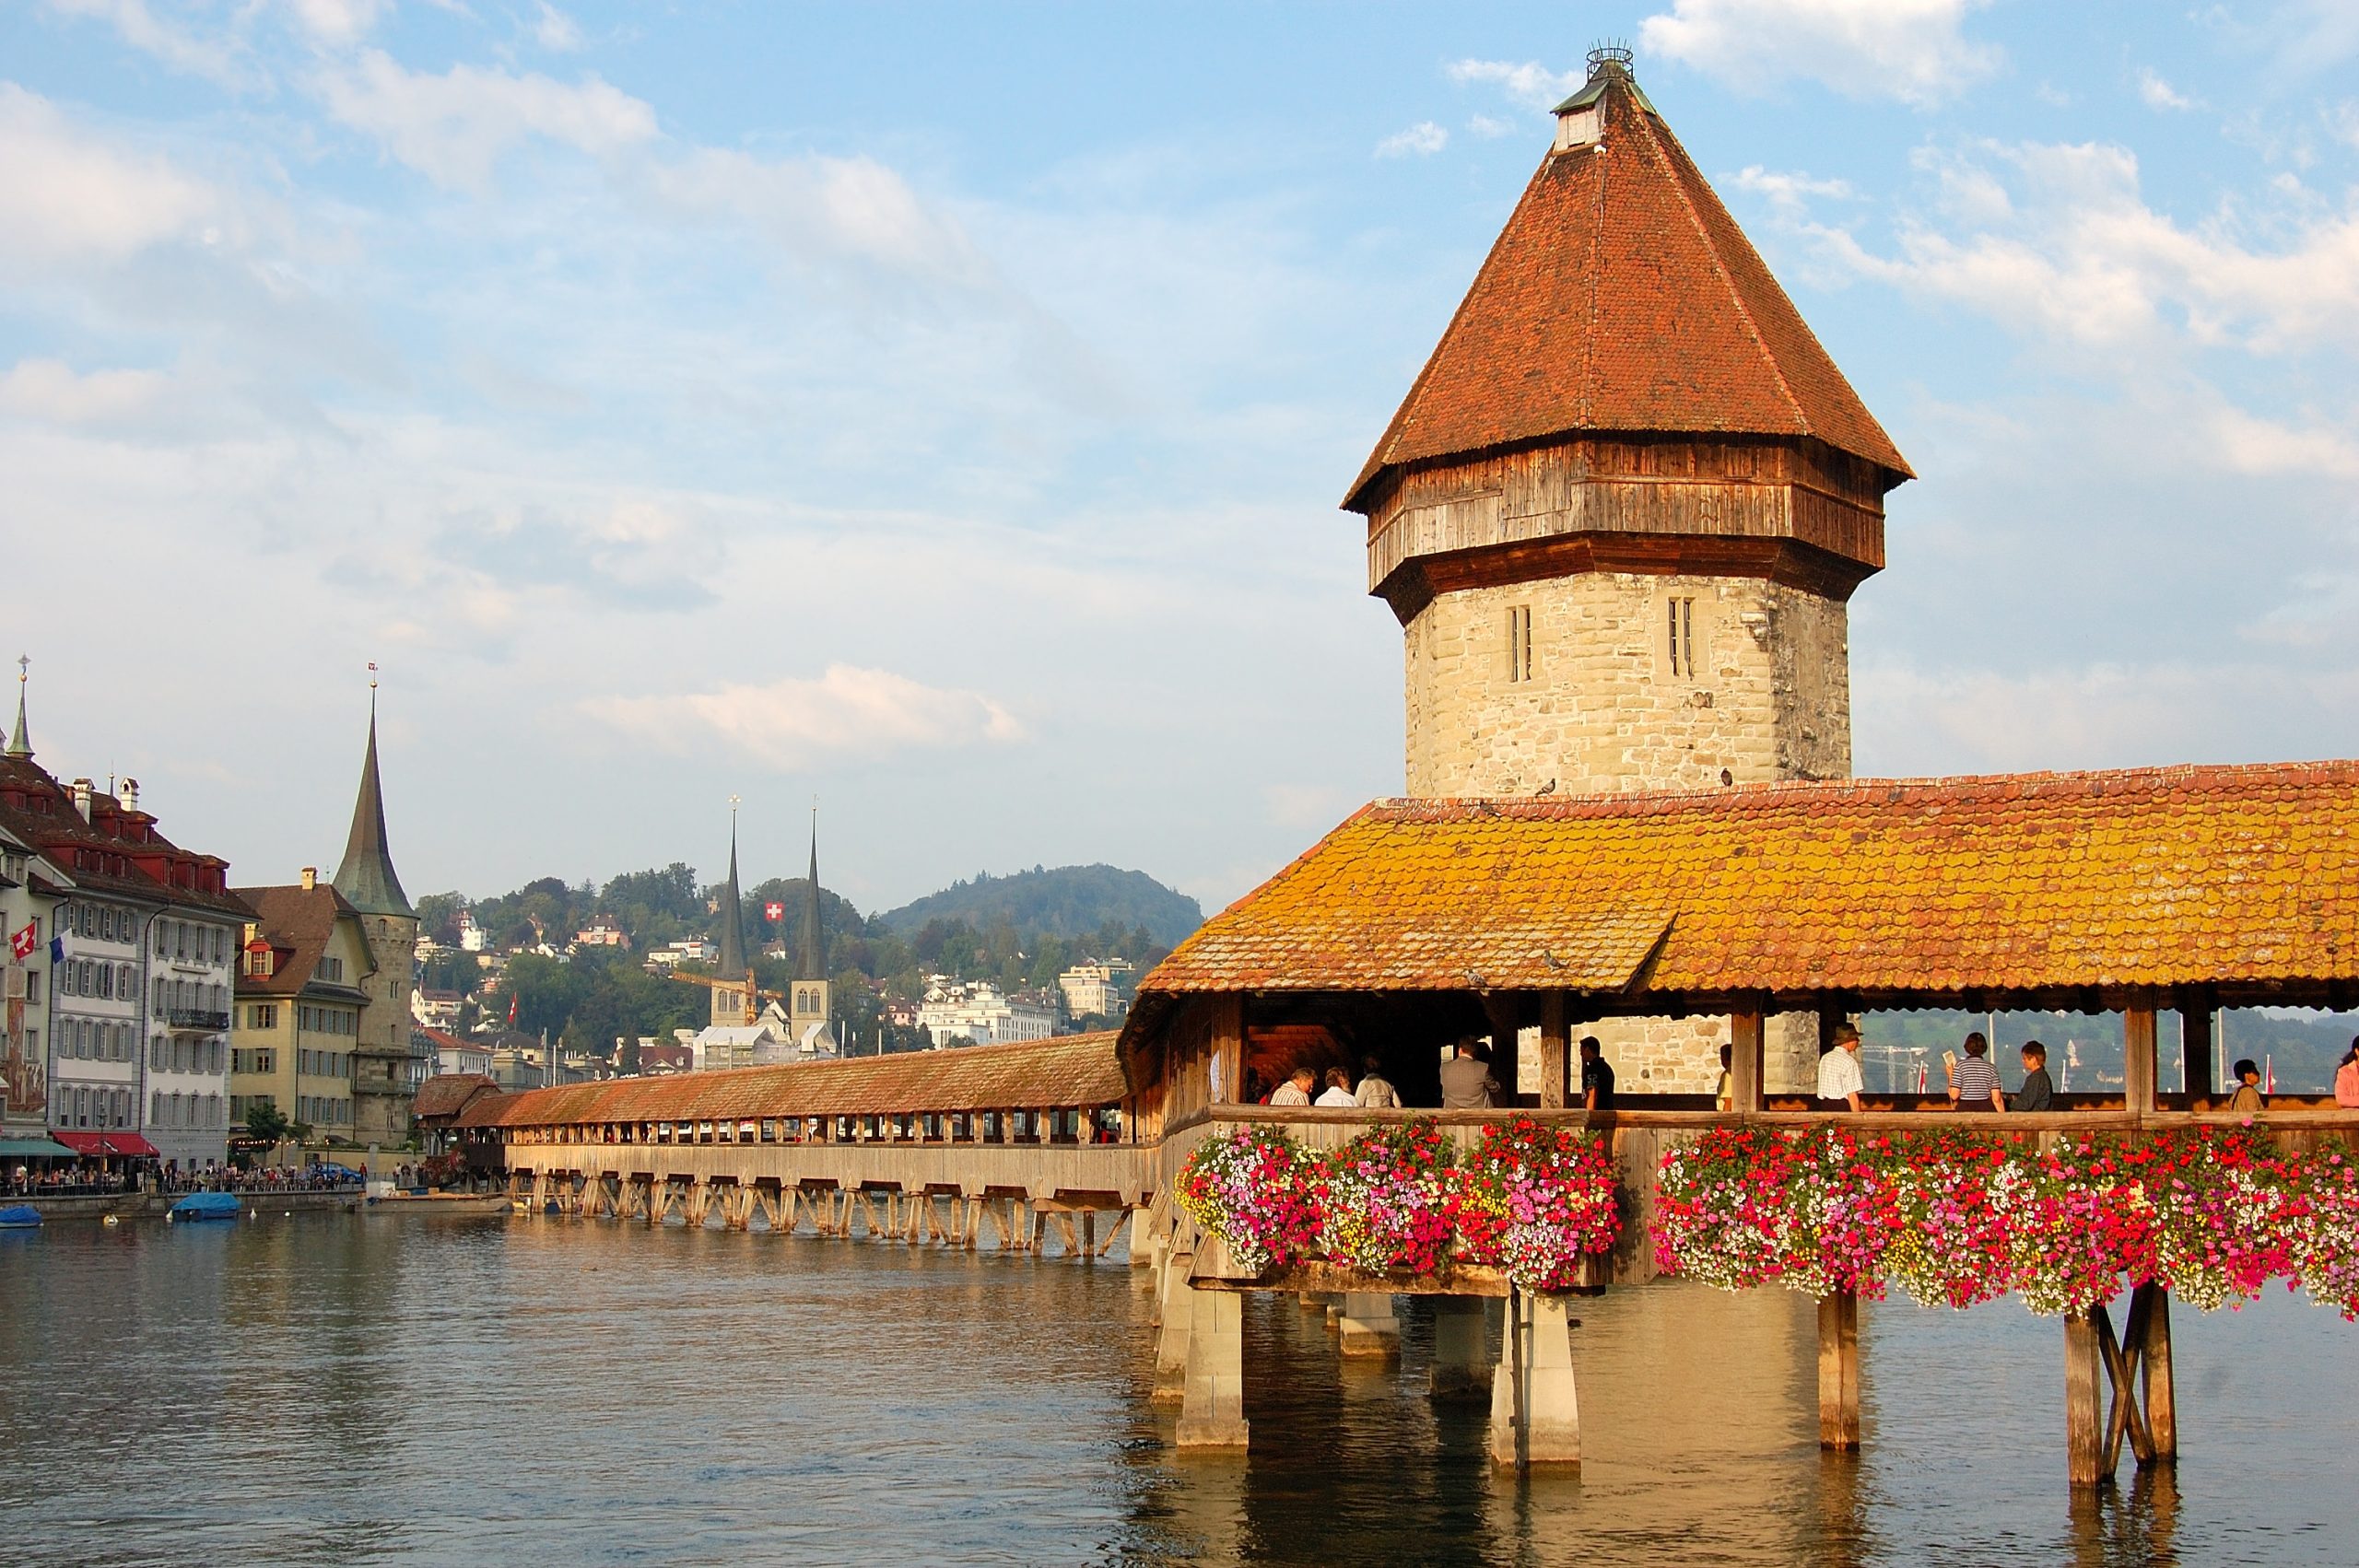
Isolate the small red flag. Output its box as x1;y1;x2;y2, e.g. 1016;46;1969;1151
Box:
764;901;784;921
8;921;34;960
507;990;518;1024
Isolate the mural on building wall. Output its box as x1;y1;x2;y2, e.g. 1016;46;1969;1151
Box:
4;986;46;1119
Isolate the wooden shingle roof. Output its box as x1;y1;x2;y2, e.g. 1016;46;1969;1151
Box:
1346;62;1909;511
477;1031;1128;1129
1140;763;2359;1006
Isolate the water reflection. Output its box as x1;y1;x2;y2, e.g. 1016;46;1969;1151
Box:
0;1216;2351;1565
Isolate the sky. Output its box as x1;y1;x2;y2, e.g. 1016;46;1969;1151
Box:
4;1;2357;919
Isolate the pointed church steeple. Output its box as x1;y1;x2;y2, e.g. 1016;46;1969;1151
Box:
796;806;825;983
331;678;411;918
715;801;750;980
6;656;30;760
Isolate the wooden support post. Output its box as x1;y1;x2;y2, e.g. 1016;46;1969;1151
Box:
2125;1007;2159;1117
1081;1210;1097;1257
1489;1291;1579;1469
1150;1250;1196;1402
1540;993;1569;1110
1429;1296;1491;1403
2095;1300;2154;1471
2179;1007;2214;1103
2065;1309;2106;1488
1817;1289;1860;1450
1175;1284;1250;1448
2138;1282;2177;1461
1212;994;1245;1106
1094;1209;1130;1258
1731;1008;1766;1113
1483;992;1523;1097
1051;1211;1081;1256
1337;1293;1401;1359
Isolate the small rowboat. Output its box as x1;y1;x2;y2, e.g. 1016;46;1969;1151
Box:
167;1192;241;1223
0;1204;41;1229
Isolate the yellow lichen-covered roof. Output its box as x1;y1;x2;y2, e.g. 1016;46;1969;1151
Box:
479;1031;1127;1129
1143;763;2359;1002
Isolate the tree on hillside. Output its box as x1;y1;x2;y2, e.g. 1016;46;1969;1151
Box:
415;892;465;947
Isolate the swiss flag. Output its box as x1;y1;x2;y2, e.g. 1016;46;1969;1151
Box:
764;902;784;921
7;921;33;961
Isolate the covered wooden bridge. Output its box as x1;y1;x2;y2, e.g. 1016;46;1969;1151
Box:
470;1030;1161;1254
1117;760;2359;1479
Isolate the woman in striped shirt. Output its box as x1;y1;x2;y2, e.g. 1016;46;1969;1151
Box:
1948;1032;2005;1113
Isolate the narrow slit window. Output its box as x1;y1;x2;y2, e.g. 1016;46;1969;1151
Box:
1667;596;1696;679
1507;604;1533;683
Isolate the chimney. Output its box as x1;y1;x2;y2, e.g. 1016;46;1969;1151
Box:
70;778;93;821
119;777;138;813
300;866;318;892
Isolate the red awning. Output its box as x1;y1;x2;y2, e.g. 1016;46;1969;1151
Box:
49;1131;162;1157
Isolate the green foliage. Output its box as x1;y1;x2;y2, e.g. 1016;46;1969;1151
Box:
876;864;1201;948
243;1103;294;1145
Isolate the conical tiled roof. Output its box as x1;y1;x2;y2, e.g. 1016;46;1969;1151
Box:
331;709;411;918
1345;58;1909;511
715;821;750;978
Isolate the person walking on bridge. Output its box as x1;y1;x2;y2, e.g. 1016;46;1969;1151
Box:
1270;1068;1316;1107
1355;1058;1401;1109
1314;1069;1357;1108
1947;1033;2004;1113
1817;1022;1866;1112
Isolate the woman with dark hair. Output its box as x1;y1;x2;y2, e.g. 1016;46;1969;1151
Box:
2335;1036;2359;1108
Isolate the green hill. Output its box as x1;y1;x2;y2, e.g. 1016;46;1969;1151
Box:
877;864;1202;948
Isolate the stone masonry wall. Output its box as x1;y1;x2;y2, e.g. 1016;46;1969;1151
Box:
1407;571;1850;1094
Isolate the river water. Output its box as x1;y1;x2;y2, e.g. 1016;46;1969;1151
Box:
1;1212;2352;1565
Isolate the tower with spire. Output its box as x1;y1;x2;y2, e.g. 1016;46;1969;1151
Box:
332;671;422;1149
789;805;833;1052
7;655;31;760
710;799;756;1028
1348;48;1910;1091
1349;45;1909;802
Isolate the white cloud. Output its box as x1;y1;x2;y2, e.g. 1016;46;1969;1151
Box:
0;358;169;425
0;86;220;266
1730;164;1855;214
1375;121;1448;158
282;0;385;46
534;2;582;52
1466;114;1513;139
313;50;659;189
39;0;254;88
2210;405;2359;480
591;666;1027;770
1792;139;2359;356
1446;58;1582;111
2137;68;2197;112
1639;0;2001;106
644;146;992;291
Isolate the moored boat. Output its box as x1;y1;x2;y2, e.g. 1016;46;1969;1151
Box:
167;1191;241;1223
0;1204;41;1229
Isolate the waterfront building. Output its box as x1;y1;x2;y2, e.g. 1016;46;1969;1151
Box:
329;697;422;1147
0;820;60;1143
1058;960;1134;1023
229;870;374;1136
1344;49;1910;1092
0;672;244;1165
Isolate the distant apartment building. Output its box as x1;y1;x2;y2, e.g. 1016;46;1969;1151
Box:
573;918;628;948
2;678;244;1167
412;987;464;1031
417;1026;491;1078
457;908;487;953
646;938;713;969
1057;959;1135;1022
916;977;1060;1047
